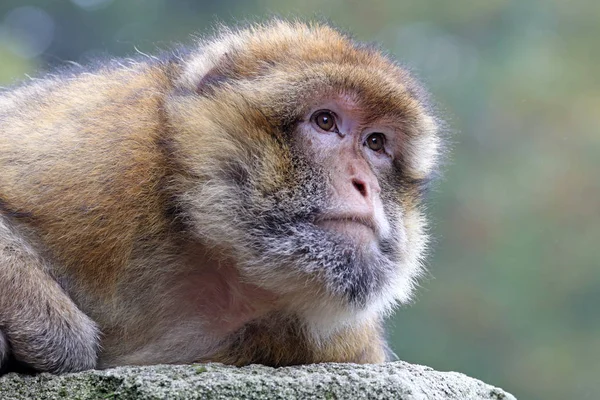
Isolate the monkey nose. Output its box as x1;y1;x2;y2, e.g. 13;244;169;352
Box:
352;178;368;198
350;176;380;200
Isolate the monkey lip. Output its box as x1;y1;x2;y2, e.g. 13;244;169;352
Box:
315;216;377;241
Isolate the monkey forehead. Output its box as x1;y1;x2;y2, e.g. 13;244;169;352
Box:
265;64;426;124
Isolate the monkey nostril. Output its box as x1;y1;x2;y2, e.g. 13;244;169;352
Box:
352;179;368;198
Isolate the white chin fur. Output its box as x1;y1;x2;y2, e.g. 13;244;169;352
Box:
301;210;426;341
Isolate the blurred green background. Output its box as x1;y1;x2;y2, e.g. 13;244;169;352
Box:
1;1;598;399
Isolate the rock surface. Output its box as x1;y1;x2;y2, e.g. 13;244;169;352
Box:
0;361;516;399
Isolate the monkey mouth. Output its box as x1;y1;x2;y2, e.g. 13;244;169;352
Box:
315;216;377;243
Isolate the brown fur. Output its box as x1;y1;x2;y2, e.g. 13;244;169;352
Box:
0;20;439;372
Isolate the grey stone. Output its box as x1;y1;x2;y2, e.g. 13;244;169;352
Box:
0;361;516;399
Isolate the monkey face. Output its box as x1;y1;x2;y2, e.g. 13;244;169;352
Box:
297;99;394;248
168;21;440;326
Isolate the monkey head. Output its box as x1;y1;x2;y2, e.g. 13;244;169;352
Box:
166;21;440;331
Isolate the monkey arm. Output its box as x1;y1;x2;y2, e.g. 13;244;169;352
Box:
0;218;99;373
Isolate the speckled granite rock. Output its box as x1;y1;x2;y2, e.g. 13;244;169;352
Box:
0;361;516;400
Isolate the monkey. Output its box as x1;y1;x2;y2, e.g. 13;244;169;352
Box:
0;20;440;373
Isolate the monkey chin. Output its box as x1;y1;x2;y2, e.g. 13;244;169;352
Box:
281;222;404;334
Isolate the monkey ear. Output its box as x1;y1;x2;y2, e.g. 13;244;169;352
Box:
196;53;234;96
196;67;227;95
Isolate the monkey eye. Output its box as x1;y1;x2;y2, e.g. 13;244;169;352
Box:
365;132;386;152
312;110;337;132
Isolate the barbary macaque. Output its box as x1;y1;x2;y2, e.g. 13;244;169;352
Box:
0;20;440;373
